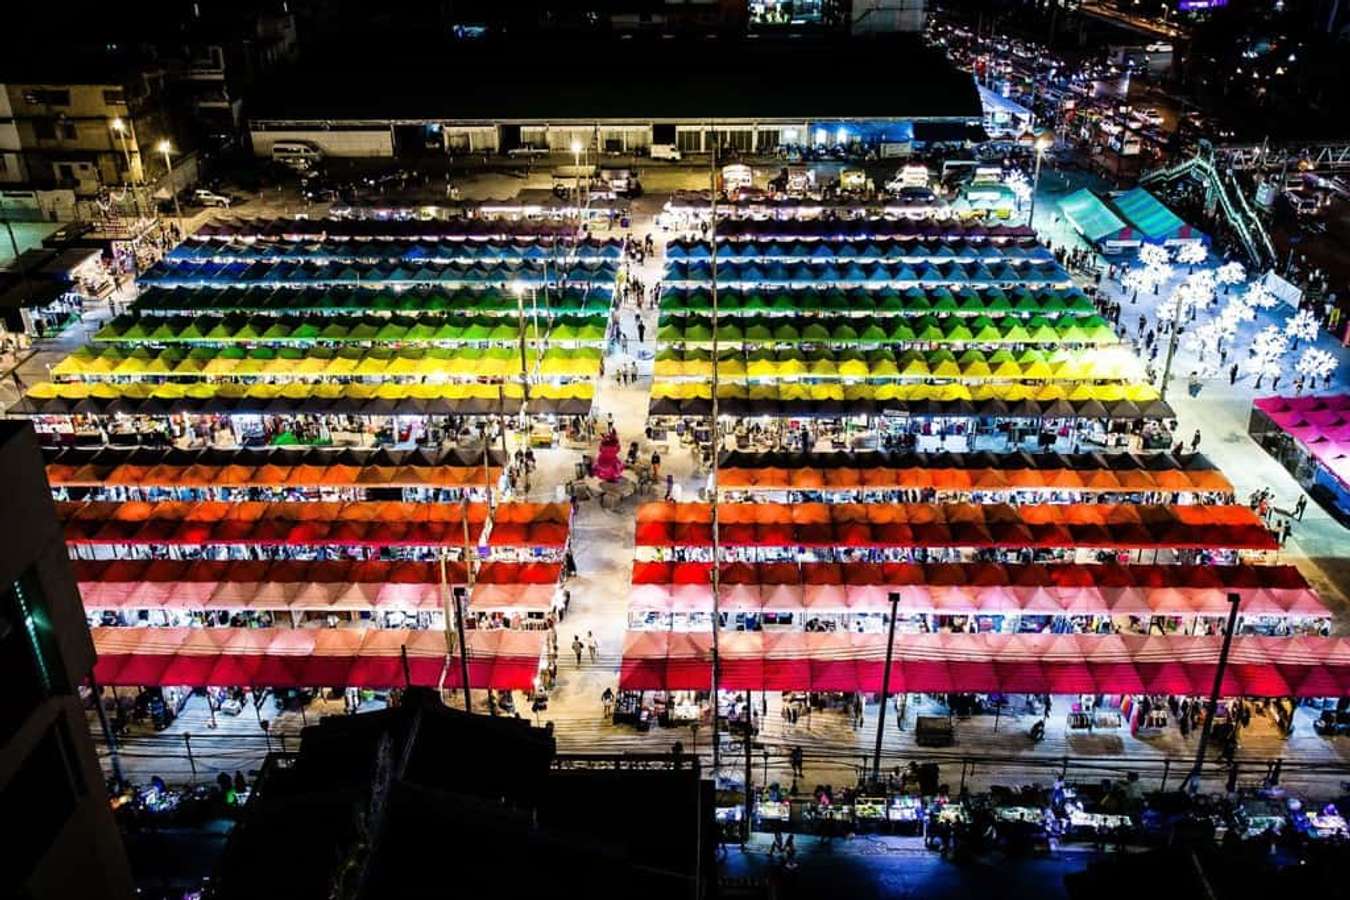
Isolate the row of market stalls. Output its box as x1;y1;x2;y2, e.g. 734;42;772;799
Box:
167;238;623;264
658;286;1101;316
649;213;1171;452
20;219;618;449
631;500;1275;556
662;260;1067;287
714;220;1037;240
665;237;1055;263
75;489;573;694
619;631;1350;696
1249;394;1350;517
129;286;613;315
44;445;505;501
191;216;579;240
713;449;1232;501
137;260;620;289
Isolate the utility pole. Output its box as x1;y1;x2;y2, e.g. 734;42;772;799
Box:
871;592;902;783
708;124;722;776
1182;592;1242;793
1158;287;1188;400
89;674;123;786
450;499;474;712
743;719;753;844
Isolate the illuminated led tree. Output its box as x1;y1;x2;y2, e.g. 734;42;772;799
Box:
1295;347;1338;390
1285;308;1319;350
1175;241;1208;272
1247;325;1289;390
1244;282;1280;310
1138;244;1171;269
1215;261;1246;294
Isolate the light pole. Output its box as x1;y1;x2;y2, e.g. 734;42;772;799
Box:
110;118;142;220
871;591;902;783
569;139;583;204
510;280;532;409
1182;592;1242;793
159;140;182;237
1026;130;1055;233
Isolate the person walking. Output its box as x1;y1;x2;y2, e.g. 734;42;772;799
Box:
636;318;646;345
586;631;598;663
1190;429;1201;453
1229;362;1239;385
572;635;584;666
650;450;661;480
1294;494;1308;521
601;686;614;718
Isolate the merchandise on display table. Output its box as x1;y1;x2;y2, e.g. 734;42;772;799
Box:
759;800;790;821
855;797;887;820
889;795;925;823
935;802;969;825
1066;810;1133;835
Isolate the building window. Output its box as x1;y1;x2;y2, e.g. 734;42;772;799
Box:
59;122;77;141
102;89;126;106
23;89;71;106
33;119;56;140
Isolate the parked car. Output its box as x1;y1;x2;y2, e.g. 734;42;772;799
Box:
193;189;232;208
649;143;682;161
507;145;549;158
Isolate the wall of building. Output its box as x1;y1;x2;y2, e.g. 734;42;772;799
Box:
851;0;927;34
0;421;134;900
250;126;395;158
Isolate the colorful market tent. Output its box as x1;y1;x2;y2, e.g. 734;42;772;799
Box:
658;287;1096;317
59;499;568;549
652;346;1141;381
629;561;1317;611
95;313;608;344
632;501;1276;551
1059;189;1132;245
129;287;611;316
193;217;577;240
19;380;595;418
653;314;1120;345
169;237;622;264
714;220;1036;241
55;344;603;380
59;499;494;547
90;626;545;689
618;630;1350;696
715;449;1232;494
1111;188;1207;245
666;237;1054;264
647;381;1170;420
45;445;505;489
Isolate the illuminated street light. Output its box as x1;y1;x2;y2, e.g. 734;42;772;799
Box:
159;140;183;236
1025;130;1055;231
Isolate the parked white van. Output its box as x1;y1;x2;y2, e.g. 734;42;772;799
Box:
649;143;682;161
271;141;323;170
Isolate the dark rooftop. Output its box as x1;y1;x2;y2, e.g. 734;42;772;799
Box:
252;33;981;122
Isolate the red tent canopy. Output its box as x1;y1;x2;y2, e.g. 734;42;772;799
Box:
92;627;544;690
616;631;1350;697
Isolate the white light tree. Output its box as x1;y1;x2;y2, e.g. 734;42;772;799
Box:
1175;241;1208;272
1215;261;1246;294
1139;244;1171;268
1005;169;1032;209
1295;347;1338;390
1244;282;1280;310
1285;308;1319;350
1247;325;1290;390
1184;321;1227;376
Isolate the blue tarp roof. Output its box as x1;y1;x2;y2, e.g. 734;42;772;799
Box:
1058;189;1131;243
1110;187;1188;241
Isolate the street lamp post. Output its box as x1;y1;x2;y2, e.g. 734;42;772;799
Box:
1182;592;1242;793
871;592;902;783
1026;131;1055;233
159;140;182;237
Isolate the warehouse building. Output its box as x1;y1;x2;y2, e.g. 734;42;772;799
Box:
247;34;983;159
